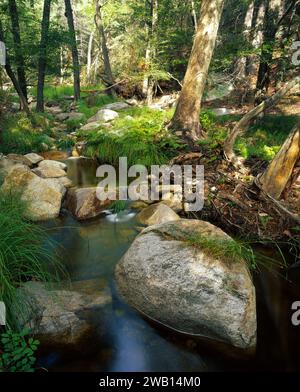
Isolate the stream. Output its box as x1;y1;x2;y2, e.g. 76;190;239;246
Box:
37;157;300;372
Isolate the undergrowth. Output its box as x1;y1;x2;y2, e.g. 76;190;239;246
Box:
0;190;64;330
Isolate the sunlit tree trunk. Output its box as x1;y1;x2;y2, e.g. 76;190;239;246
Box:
256;0;284;92
95;0;115;94
36;0;52;112
235;1;255;79
143;0;158;104
87;31;94;83
190;0;198;32
258;123;300;199
64;0;81;101
8;0;27;101
247;0;267;79
169;0;224;145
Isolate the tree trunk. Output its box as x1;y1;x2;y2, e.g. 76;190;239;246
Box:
235;1;255;79
87;31;94;83
144;0;158;104
8;0;27;101
64;0;80;101
224;76;300;160
256;0;284;92
247;0;267;79
169;0;224;145
36;0;52;112
190;0;198;32
258;122;300;199
0;21;29;115
94;0;115;94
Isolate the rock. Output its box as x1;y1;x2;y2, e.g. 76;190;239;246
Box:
24;153;44;165
55;113;70;121
87;109;119;124
38;159;67;171
212;107;235;116
160;193;183;213
7;154;33;167
47;106;62;115
1;165;64;220
130;201;150;210
40;151;70;160
136;203;180;226
16;281;111;347
102;102;130;111
116;220;257;350
126;98;139;106
58;176;73;188
80;121;102;131
67;112;85;121
33;166;67;179
66;187;111;221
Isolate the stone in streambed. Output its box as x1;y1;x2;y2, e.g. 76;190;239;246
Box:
66;187;111;221
136;203;180;226
115;219;257;351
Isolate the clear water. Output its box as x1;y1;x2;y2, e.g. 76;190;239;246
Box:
37;157;300;372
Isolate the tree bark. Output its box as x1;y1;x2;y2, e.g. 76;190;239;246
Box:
8;0;27;101
235;1;255;79
169;0;225;145
256;0;284;92
143;0;158;104
36;0;52;112
87;31;94;83
258;122;300;199
94;0;115;94
64;0;81;101
0;21;29;115
224;76;300;160
190;0;198;32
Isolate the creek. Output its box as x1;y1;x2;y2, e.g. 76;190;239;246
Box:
37;157;300;371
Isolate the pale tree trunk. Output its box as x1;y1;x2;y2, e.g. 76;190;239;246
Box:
256;0;284;92
169;0;225;145
36;0;52;112
190;0;198;32
258;122;300;199
235;0;255;79
224;76;300;160
87;31;94;83
64;0;81;101
247;0;267;79
95;0;115;94
143;0;158;104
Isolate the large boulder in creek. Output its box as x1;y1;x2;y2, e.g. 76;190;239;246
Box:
16;282;111;347
66;187;111;221
1;165;64;221
136;203;180;226
115;219;257;350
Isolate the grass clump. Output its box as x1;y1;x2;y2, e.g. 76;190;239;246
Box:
0;113;54;155
0;190;63;330
109;200;127;214
82;107;182;167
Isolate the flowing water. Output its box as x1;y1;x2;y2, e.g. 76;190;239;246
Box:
37;157;300;372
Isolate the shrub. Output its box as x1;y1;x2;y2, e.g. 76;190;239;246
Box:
82;107;182;167
0;329;39;372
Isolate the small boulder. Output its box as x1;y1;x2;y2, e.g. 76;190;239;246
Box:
136;203;180;226
7;154;33;167
87;109;119;124
102;102;130;111
80;121;102;132
66;187;111;220
24;153;44;165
